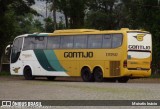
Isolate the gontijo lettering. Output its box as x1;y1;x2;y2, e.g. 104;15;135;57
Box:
64;52;93;58
128;45;151;50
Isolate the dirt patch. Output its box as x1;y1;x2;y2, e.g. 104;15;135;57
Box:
129;78;160;83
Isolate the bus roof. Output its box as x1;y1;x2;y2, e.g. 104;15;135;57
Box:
51;29;100;36
123;28;150;33
102;28;150;33
16;33;49;38
49;28;150;36
15;28;150;38
53;29;100;34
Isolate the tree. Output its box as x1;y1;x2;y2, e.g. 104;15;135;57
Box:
54;0;87;28
55;0;70;28
121;0;160;71
85;0;121;30
44;17;55;32
56;0;70;28
38;0;57;30
57;16;66;29
0;0;38;58
17;13;44;33
40;0;87;29
69;0;87;28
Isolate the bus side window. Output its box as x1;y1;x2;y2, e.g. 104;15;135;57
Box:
47;37;60;49
61;36;73;48
34;37;47;49
23;37;47;50
112;34;123;48
74;35;87;48
102;35;111;48
88;35;102;48
23;37;35;50
11;37;23;63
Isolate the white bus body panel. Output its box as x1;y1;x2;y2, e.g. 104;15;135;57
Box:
10;50;69;76
127;33;152;59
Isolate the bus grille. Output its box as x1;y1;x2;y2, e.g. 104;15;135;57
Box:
110;61;120;76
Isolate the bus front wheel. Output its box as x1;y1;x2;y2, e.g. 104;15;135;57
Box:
94;67;104;82
81;67;94;82
24;66;34;80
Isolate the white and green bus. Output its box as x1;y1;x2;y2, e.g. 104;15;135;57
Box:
9;28;152;82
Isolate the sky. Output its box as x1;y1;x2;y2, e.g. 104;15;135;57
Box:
31;0;65;23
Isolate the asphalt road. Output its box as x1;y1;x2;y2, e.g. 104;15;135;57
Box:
0;76;160;109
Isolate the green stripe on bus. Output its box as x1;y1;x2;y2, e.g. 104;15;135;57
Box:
34;49;55;71
44;50;67;71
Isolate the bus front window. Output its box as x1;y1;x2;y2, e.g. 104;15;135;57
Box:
11;37;23;63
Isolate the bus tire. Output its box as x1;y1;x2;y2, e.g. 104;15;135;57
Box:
47;76;56;81
94;67;104;82
24;66;34;80
118;77;129;83
81;67;94;82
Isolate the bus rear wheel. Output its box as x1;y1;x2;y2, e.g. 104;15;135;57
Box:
94;67;104;82
24;66;34;80
81;67;94;82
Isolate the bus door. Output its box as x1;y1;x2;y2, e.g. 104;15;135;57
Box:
10;37;24;75
127;32;152;70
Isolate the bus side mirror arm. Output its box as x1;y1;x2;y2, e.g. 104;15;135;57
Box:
5;44;12;56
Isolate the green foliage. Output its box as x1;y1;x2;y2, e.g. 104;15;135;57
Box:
150;73;160;78
55;0;87;28
0;0;43;57
121;0;160;68
85;0;122;29
17;14;44;34
1;0;160;70
69;0;86;28
84;0;160;69
0;71;10;76
57;17;66;29
85;11;109;29
44;17;55;32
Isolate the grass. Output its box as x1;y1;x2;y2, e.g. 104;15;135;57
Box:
0;71;10;76
150;74;160;78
